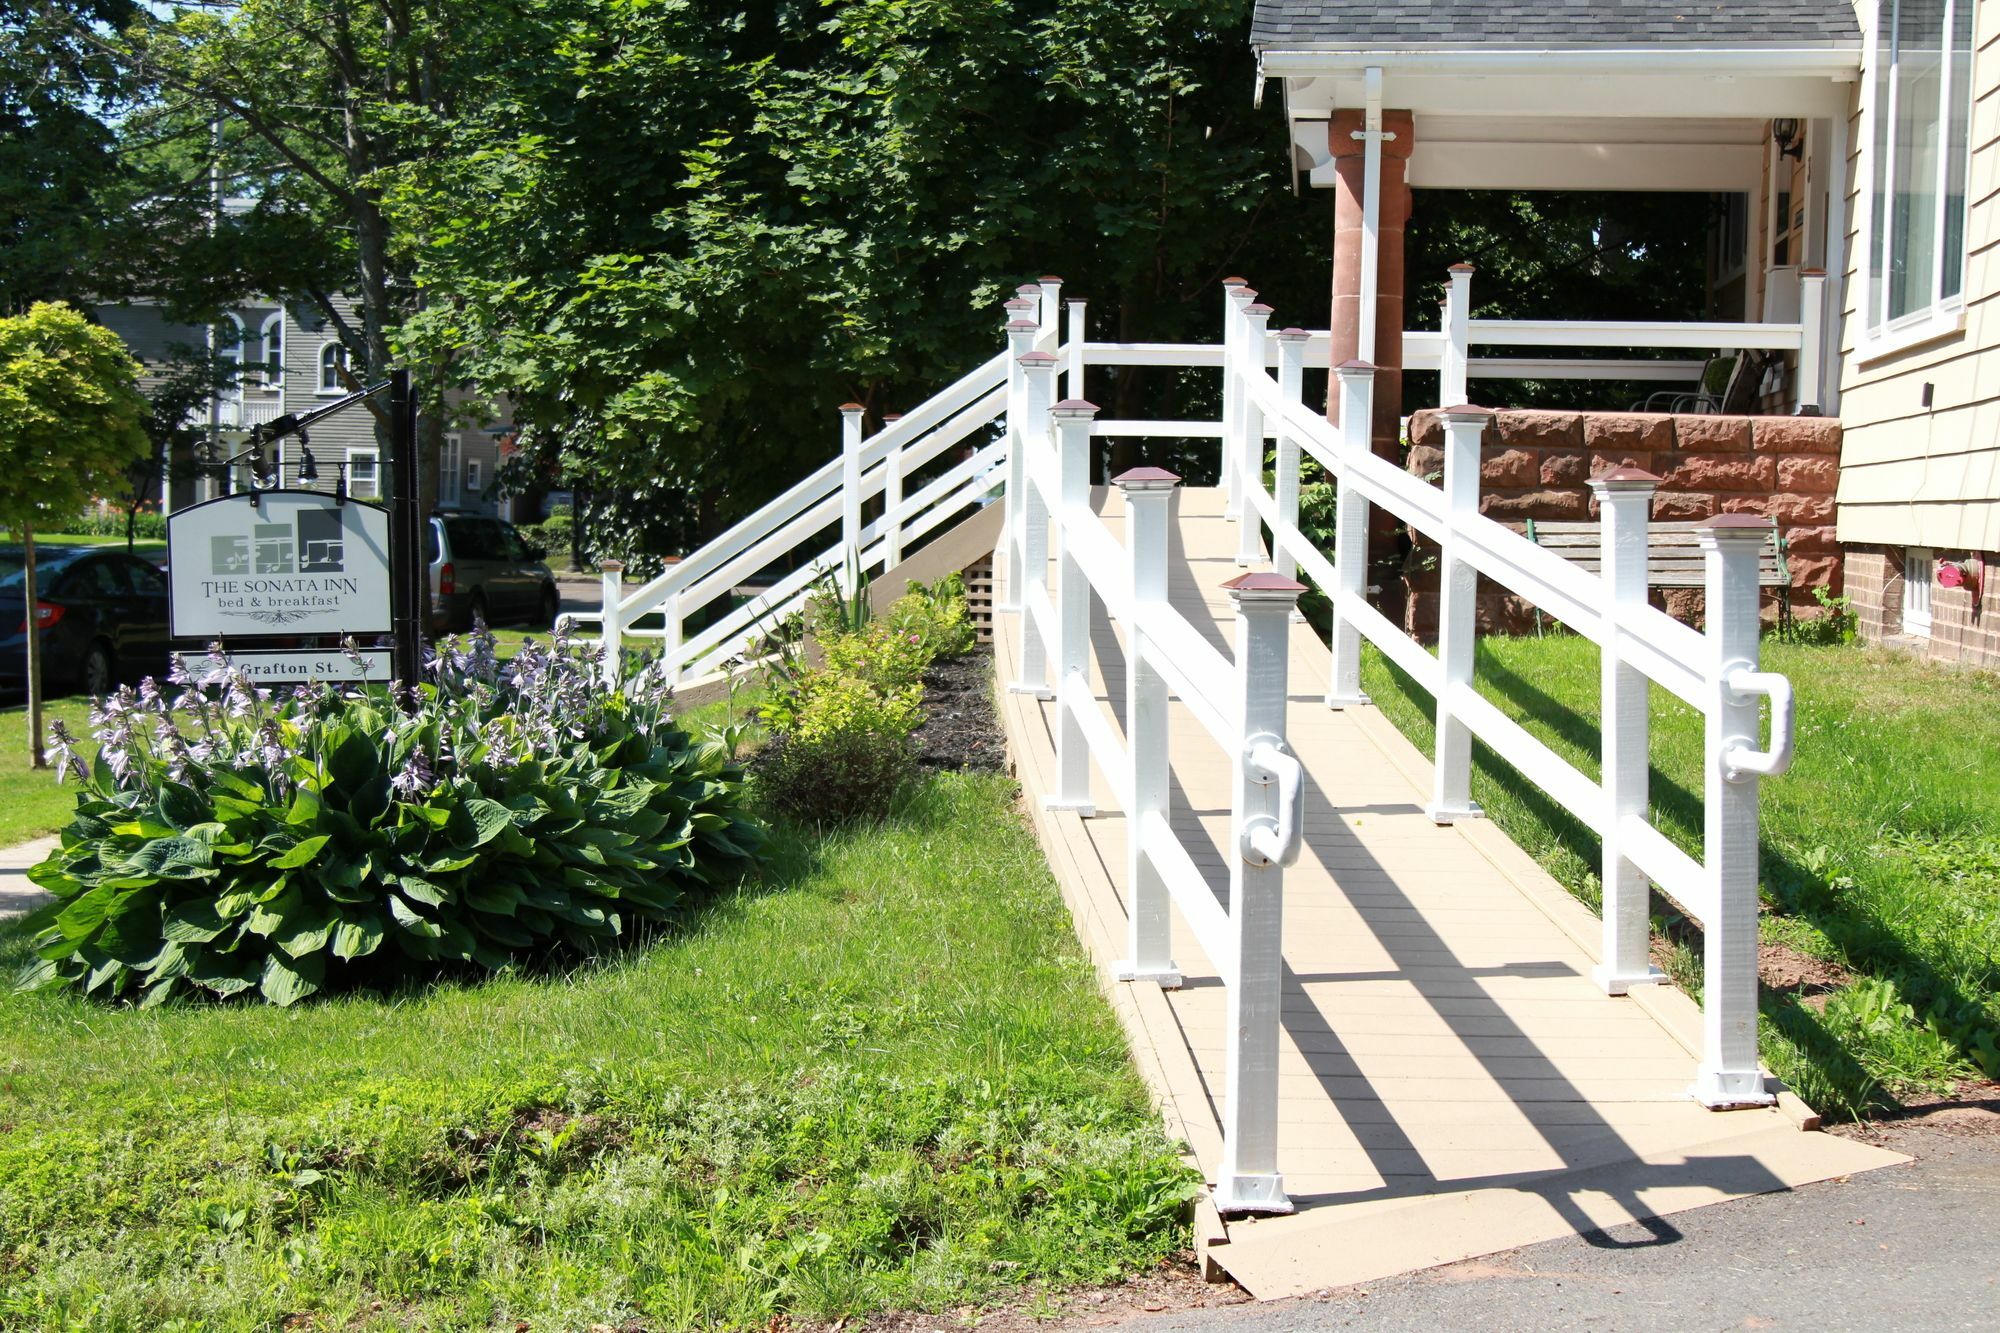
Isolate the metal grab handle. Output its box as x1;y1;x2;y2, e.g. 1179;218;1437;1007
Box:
1722;668;1796;781
1241;734;1305;867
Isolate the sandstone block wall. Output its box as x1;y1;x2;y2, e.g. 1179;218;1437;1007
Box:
1400;409;1842;638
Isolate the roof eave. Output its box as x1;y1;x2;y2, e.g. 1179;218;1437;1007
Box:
1257;44;1862;81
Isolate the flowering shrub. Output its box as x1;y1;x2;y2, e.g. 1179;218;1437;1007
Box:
888;572;977;661
17;629;763;1007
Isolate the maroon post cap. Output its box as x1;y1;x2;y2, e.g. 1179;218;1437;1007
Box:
1593;465;1661;484
1337;359;1377;371
1439;404;1494;417
1050;398;1099;414
1038;274;1063;283
1222;276;1250;286
838;402;865;412
1113;466;1181;485
1278;327;1310;339
1702;513;1775;530
881;412;903;422
1017;351;1058;365
1222;572;1308;594
1005;319;1040;332
1449;261;1476;273
1244;303;1275;317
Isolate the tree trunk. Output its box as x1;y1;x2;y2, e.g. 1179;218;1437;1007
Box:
23;522;44;770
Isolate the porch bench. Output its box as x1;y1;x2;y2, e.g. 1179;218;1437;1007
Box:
1524;518;1791;625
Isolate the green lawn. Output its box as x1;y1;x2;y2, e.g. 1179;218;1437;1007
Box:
0;697;94;846
0;771;1190;1330
11;532;168;563
1360;636;2000;1118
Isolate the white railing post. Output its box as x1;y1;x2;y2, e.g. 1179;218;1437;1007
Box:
1273;328;1309;595
598;559;625;686
1426;405;1489;824
840;403;865;590
1216;570;1307;1217
999;308;1039;612
1693;515;1780;1109
1114;466;1184;988
1046;397;1099;813
1441;263;1473;408
1797;268;1826;415
1037;276;1063;350
661;588;682;685
1009;350;1059;698
881;411;905;569
1326;361;1374;708
1236;302;1274;565
1222;278;1254;516
1066;300;1087;400
1591;466;1667;995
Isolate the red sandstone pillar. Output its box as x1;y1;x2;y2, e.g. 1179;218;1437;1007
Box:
1327;109;1415;466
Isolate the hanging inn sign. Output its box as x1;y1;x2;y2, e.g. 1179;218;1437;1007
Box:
168;490;394;680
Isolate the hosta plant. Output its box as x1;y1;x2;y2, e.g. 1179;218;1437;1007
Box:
16;629;763;1007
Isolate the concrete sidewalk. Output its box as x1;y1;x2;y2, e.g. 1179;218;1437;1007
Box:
1103;1115;2000;1332
0;835;57;919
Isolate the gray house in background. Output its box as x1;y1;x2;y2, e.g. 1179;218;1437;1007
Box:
95;296;519;520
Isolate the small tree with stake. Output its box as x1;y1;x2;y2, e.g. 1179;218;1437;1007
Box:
0;303;149;767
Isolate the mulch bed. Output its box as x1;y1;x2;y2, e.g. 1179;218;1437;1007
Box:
912;649;1007;775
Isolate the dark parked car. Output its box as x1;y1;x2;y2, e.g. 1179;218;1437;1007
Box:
427;512;560;632
0;546;172;696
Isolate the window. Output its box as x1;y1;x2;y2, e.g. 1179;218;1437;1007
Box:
465;457;483;497
346;447;380;499
440;434;462;505
318;341;348;394
1865;0;1974;346
1903;547;1934;637
258;314;285;390
217;313;246;420
123;559;168;597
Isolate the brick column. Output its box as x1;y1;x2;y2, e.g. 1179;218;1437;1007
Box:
1327;108;1415;467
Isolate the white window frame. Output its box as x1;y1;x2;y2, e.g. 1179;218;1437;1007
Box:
1856;0;1976;362
346;446;381;500
465;456;483;497
257;313;285;391
1902;546;1934;637
317;341;348;395
217;313;246;420
440;433;463;506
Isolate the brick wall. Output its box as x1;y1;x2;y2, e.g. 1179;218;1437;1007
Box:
1401;409;1841;638
1843;544;2000;670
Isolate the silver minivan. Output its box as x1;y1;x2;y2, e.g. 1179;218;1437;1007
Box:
427;511;560;632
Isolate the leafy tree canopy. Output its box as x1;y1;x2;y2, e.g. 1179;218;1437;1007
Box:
0;301;149;527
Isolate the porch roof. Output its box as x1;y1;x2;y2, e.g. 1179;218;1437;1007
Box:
1251;0;1861;51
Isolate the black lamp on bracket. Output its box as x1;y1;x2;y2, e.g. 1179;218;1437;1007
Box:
1772;118;1804;160
297;427;319;483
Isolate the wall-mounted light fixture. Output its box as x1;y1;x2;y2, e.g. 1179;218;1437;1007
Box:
1772;118;1804;160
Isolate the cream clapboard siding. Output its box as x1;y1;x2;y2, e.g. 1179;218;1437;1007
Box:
1837;0;2000;553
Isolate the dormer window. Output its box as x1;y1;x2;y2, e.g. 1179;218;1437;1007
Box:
1865;0;1974;348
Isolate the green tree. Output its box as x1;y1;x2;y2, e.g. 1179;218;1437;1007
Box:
0;302;149;766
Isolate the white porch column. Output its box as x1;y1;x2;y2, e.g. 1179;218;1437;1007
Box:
1591;467;1668;995
1796;269;1826;415
1425;405;1488;824
1046;397;1099;814
1114;465;1185;989
1326;361;1374;709
1441;263;1473;408
1066;300;1087;400
1693;516;1780;1110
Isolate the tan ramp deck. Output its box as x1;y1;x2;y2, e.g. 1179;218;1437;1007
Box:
995;486;1903;1298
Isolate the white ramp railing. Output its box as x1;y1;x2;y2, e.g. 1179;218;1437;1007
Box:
589;265;1802;1212
1218;280;1796;1112
1004;349;1308;1216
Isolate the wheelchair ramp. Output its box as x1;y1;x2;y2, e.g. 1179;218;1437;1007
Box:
995;486;1904;1298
